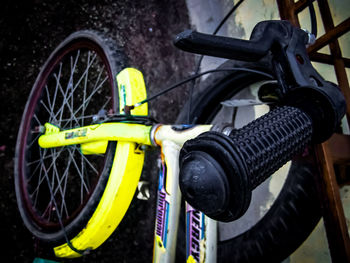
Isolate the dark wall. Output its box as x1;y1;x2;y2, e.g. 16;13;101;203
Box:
0;1;194;262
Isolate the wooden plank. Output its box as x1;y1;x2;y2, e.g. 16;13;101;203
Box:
328;134;350;165
309;52;350;68
310;2;350;262
307;18;350;54
317;0;350;128
276;0;300;27
333;57;350;125
315;142;350;262
277;1;350;262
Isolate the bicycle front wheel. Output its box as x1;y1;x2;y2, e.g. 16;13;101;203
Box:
15;31;147;258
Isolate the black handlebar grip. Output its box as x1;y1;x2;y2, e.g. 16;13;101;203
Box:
227;106;313;189
179;106;313;221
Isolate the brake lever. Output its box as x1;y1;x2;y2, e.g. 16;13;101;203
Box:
269;21;346;142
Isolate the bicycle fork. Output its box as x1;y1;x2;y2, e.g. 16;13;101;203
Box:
151;125;216;263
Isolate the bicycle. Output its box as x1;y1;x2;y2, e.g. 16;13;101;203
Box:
14;16;346;263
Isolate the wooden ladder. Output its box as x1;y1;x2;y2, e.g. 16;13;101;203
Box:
277;0;350;262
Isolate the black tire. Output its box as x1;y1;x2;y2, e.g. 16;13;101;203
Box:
177;59;321;262
14;31;126;245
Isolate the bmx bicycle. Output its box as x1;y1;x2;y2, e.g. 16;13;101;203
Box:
15;18;346;262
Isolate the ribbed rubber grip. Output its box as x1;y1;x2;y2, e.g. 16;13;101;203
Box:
229;106;313;189
179;106;313;221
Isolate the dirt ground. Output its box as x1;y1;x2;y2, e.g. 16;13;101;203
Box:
0;0;195;262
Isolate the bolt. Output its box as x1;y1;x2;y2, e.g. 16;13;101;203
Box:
302;29;316;46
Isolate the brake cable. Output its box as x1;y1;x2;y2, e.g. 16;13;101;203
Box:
124;67;273;114
308;0;317;38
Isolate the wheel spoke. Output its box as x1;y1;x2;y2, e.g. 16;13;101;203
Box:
71;52;97;94
54;79;80;127
51;62;63;121
62;73;107;129
99;96;112;114
40;152;65;223
81;70;107;111
41;200;55;222
76;150;99;175
44;148;71;220
26;132;42;150
67;146;89;192
28;147;65;182
57;51;81;127
38;147;57;221
30;146;68;218
57;153;70;218
33;114;42;126
69;63;104;120
51;52;98;128
82;50;91;126
32;147;47;208
52;148;70;219
40;99;57;122
44;84;59;124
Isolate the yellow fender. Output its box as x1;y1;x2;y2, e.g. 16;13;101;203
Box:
54;68;148;257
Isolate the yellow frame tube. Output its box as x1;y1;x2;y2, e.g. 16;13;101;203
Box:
38;122;152;149
154;125;212;148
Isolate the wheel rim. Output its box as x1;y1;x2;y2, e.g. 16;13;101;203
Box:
17;38;116;232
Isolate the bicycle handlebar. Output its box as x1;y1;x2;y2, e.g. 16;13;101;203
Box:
179;106;313;222
176;20;346;222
